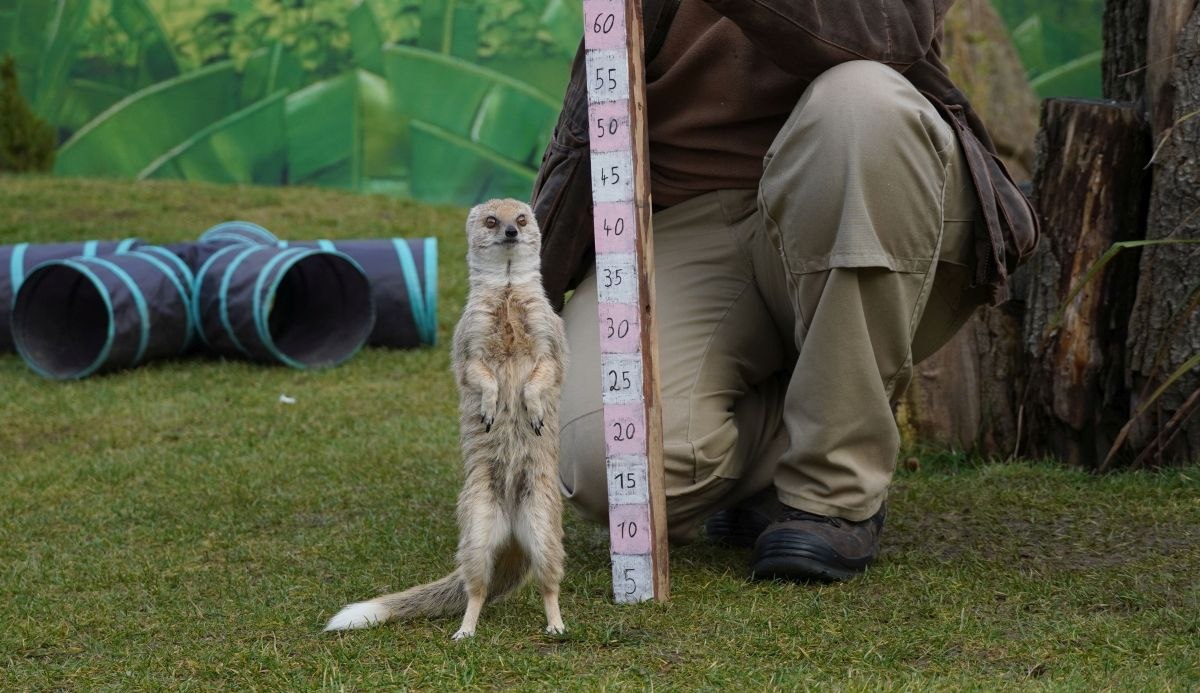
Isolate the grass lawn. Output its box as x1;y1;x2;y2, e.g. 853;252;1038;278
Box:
2;176;1198;690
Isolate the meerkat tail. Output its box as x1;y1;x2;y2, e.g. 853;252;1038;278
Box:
324;572;466;631
324;550;534;632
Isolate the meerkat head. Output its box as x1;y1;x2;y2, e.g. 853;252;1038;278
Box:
464;198;542;285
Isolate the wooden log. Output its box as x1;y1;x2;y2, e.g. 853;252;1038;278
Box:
1147;0;1198;137
1022;99;1153;467
1125;7;1200;465
1103;0;1149;102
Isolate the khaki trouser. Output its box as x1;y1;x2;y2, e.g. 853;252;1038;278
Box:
558;61;983;542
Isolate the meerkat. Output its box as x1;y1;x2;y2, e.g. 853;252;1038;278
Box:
324;198;569;640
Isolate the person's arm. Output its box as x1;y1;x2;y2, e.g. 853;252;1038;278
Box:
699;0;952;78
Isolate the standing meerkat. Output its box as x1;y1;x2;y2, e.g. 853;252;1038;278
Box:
325;198;569;640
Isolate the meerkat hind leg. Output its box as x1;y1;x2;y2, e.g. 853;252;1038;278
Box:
452;501;507;640
453;585;487;641
541;587;565;636
517;499;566;635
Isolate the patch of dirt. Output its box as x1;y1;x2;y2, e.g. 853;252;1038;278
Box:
882;504;1200;570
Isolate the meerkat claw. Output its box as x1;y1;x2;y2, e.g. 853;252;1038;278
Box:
531;419;543;435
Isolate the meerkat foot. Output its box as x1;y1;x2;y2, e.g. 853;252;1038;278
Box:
452;629;475;641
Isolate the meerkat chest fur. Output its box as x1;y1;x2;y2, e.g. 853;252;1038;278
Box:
484;287;536;361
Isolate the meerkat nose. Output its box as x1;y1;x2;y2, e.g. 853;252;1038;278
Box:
505;226;518;238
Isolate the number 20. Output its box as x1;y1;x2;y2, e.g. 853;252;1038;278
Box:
612;422;636;441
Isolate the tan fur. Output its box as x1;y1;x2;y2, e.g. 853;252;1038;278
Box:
324;199;568;640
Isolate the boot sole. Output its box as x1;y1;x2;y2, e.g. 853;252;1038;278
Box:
750;534;869;582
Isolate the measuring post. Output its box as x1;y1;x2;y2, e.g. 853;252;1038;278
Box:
581;0;669;603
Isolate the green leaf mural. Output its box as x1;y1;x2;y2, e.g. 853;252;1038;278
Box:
991;0;1103;98
538;0;584;58
284;70;365;189
54;60;240;177
139;90;287;184
410;120;536;204
240;42;304;107
3;0;571;206
0;0;93;121
0;0;1105;205
0;0;59;99
347;1;385;75
419;0;479;58
383;45;558;166
110;0;180;85
55;78;130;133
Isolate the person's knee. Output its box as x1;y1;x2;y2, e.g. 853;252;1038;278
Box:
796;60;945;150
807;61;909;117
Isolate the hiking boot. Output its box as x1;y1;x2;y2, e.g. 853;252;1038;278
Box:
704;488;784;548
750;503;887;582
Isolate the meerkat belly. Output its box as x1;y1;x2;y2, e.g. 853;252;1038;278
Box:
484;292;538;404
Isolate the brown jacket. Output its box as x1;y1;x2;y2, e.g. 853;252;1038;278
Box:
530;0;1038;310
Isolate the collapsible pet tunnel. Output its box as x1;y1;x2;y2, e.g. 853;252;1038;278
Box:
3;225;438;379
189;244;375;369
11;246;194;379
0;240;142;351
276;238;438;347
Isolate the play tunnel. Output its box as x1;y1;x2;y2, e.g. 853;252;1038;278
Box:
4;223;437;379
277;238;438;347
11;246;193;379
190;244;375;368
1;239;142;351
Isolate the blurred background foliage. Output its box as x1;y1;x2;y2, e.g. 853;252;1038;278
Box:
991;0;1103;98
0;0;1101;206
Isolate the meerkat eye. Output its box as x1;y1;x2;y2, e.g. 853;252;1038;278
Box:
485;216;498;229
516;215;527;227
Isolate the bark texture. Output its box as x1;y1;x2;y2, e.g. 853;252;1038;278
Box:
1125;7;1200;464
1147;0;1198;137
1103;0;1149;102
1022;99;1153;467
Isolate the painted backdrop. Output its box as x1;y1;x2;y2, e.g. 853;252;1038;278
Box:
1;0;1100;207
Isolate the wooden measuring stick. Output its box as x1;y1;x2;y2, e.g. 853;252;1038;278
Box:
581;0;669;603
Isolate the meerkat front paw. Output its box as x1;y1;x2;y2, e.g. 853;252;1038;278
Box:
523;385;546;436
479;390;498;432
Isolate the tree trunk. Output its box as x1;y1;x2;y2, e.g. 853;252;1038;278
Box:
1022;99;1153;467
1104;0;1149;102
1125;7;1200;465
1147;0;1198;137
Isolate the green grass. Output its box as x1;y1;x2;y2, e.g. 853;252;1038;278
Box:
2;176;1199;690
